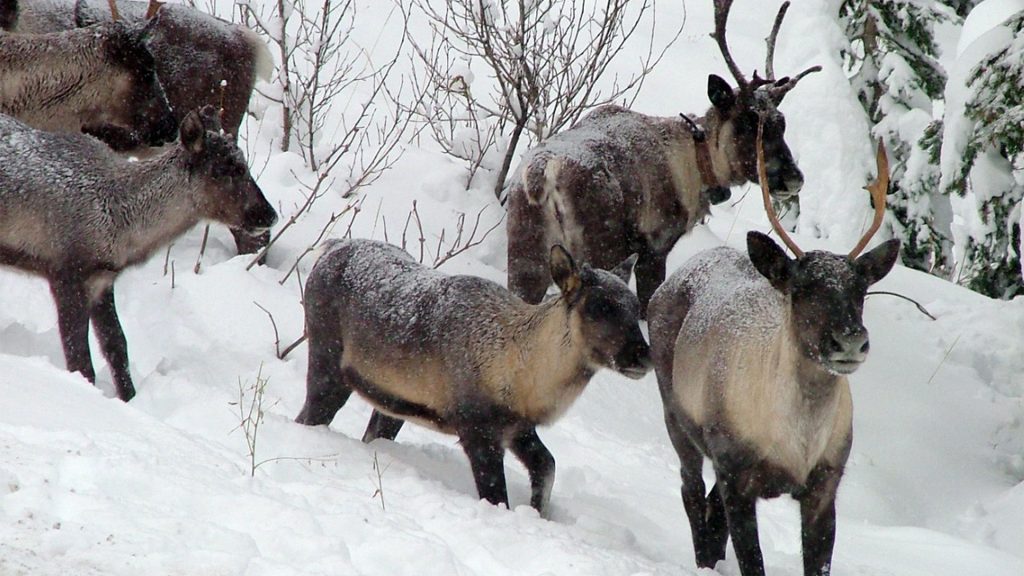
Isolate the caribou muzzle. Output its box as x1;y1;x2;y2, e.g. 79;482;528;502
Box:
614;336;653;380
241;179;278;232
823;326;869;375
767;165;803;199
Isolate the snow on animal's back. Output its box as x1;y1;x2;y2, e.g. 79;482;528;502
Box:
673;245;784;344
0;114;120;204
518;105;672;173
314;238;524;350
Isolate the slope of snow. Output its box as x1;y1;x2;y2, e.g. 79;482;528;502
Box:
0;0;1021;574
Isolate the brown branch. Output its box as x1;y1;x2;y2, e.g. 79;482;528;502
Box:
254;301;282;359
866;291;936;321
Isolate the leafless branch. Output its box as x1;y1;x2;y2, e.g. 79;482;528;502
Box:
409;0;684;199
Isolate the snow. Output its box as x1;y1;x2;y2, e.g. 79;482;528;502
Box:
956;0;1024;57
0;0;1022;575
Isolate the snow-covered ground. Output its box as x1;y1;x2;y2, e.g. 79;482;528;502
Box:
0;0;1021;574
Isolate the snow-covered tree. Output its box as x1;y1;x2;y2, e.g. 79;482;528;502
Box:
943;9;1024;298
839;0;958;274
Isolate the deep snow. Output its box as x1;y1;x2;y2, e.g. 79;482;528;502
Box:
0;0;1021;574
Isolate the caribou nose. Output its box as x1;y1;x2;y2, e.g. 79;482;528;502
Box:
827;327;869;357
243;180;279;230
617;338;653;379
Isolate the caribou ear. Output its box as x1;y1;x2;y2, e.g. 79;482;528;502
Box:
179;110;205;154
708;74;736;112
747;231;794;292
550;245;581;298
609;253;638;285
855;238;900;286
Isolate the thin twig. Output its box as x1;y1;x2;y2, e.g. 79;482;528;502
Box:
279;333;308;360
866;291;936;321
254;301;282;358
927;332;963;385
194;224;211;274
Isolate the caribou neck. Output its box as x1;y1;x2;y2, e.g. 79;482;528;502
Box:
701;108;749;188
674;114;723;191
107;148;202;267
0;31;108;121
503;297;591;422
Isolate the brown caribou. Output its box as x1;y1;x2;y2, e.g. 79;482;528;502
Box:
0;3;177;150
506;0;820;315
3;0;275;255
647;132;900;576
0;106;277;401
295;240;652;515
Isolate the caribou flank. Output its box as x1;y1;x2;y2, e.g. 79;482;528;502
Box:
296;239;652;515
647;134;899;576
0;11;177;150
506;0;819;314
4;0;274;254
0;106;277;401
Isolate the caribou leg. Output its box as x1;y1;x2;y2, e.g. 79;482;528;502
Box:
510;427;556;515
295;330;351;426
89;284;136;401
362;410;406;443
459;424;509;508
635;245;667;318
50;276;96;385
798;464;843;576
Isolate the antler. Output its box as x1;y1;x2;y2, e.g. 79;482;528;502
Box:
757;120;803;257
145;0;165;19
106;0;120;20
713;0;821;101
764;1;790;80
711;0;749;91
848;141;889;258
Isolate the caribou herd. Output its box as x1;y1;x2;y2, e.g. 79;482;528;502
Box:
0;0;900;575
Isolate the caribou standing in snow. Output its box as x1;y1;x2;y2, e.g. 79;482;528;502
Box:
0;6;177;150
3;0;275;254
647;133;900;576
295;239;652;514
506;0;819;315
0;106;277;401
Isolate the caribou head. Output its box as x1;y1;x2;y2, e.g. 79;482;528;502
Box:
708;0;820;198
751;124;900;376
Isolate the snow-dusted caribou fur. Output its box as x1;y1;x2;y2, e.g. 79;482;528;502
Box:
647;233;900;576
0;11;177;150
4;0;272;136
0;106;277;402
296;239;652;514
4;0;275;253
506;83;805;315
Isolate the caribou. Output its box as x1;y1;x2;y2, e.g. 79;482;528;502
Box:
0;2;177;150
506;0;819;315
0;106;278;401
3;0;274;254
295;239;652;515
647;131;900;576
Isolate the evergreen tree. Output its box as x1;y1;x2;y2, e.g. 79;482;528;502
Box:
839;0;958;274
945;10;1024;298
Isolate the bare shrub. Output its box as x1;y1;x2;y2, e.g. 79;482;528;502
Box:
407;0;683;198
